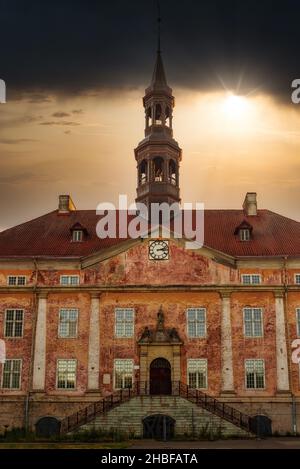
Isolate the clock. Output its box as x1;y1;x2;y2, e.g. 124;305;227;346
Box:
149;240;169;260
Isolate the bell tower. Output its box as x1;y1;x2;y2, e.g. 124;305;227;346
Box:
135;19;182;209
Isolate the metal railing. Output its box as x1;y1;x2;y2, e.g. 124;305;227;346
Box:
60;381;254;435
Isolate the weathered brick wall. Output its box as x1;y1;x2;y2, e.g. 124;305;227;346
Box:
0;292;34;396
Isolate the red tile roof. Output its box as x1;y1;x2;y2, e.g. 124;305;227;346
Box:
0;209;299;258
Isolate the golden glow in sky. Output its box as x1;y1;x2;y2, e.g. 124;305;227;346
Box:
223;93;250;119
0;88;300;230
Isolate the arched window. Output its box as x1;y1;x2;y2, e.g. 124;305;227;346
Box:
146;107;152;127
169;160;177;185
153;157;164;182
165;106;171;127
155;104;162;125
139;160;148;184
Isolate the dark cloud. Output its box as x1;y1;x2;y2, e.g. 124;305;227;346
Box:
0;138;39;144
26;93;52;104
39;121;80;126
52;111;70;117
1;0;300;103
0;115;43;129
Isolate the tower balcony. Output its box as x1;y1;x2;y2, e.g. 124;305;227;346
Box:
136;181;180;202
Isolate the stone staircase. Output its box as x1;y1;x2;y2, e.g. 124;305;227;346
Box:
79;396;251;438
60;382;255;438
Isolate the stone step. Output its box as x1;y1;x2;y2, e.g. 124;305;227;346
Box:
75;396;251;438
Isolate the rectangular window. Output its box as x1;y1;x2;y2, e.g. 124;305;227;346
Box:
2;359;22;389
241;274;261;285
72;230;83;242
240;229;250;241
7;276;26;286
114;359;133;389
187;359;207;389
58;309;78;338
115;308;134;338
60;275;79;286
297;309;300;337
245;359;265;389
56;359;76;389
5;309;24;337
187;308;206;338
243;308;263;337
295;274;300;285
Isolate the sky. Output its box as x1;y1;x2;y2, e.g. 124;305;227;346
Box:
0;0;300;230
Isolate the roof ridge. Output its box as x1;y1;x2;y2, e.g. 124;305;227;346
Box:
0;210;57;235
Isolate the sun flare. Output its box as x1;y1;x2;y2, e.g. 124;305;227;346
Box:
223;93;249;117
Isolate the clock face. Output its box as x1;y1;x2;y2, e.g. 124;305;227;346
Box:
149;240;169;260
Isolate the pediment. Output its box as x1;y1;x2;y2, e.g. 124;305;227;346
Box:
81;236;237;286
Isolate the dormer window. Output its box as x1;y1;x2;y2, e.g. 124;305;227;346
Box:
72;230;83;242
70;223;88;242
234;220;253;242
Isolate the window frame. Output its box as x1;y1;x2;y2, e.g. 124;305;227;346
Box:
113;359;134;390
72;230;83;242
4;309;24;338
7;275;27;286
56;359;77;390
115;308;135;338
58;308;79;339
186;308;207;338
244;359;265;390
60;275;80;286
1;358;22;390
296;308;300;337
239;229;250;241
187;358;208;389
243;307;263;338
295;274;300;285
241;274;261;285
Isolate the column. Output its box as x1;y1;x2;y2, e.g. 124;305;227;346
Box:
220;292;234;393
275;292;290;392
32;293;47;390
87;294;100;390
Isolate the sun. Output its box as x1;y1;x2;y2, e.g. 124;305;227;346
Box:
223;93;249;117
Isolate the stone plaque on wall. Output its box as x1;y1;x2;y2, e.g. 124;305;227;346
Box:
103;373;111;385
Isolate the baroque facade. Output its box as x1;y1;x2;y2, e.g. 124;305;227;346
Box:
0;47;300;438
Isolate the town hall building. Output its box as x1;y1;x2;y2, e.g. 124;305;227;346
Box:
0;44;300;439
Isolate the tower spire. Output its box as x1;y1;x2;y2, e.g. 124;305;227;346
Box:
134;3;182;208
157;0;161;53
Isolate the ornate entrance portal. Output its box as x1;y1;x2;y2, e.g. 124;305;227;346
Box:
150;358;171;395
138;307;183;389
